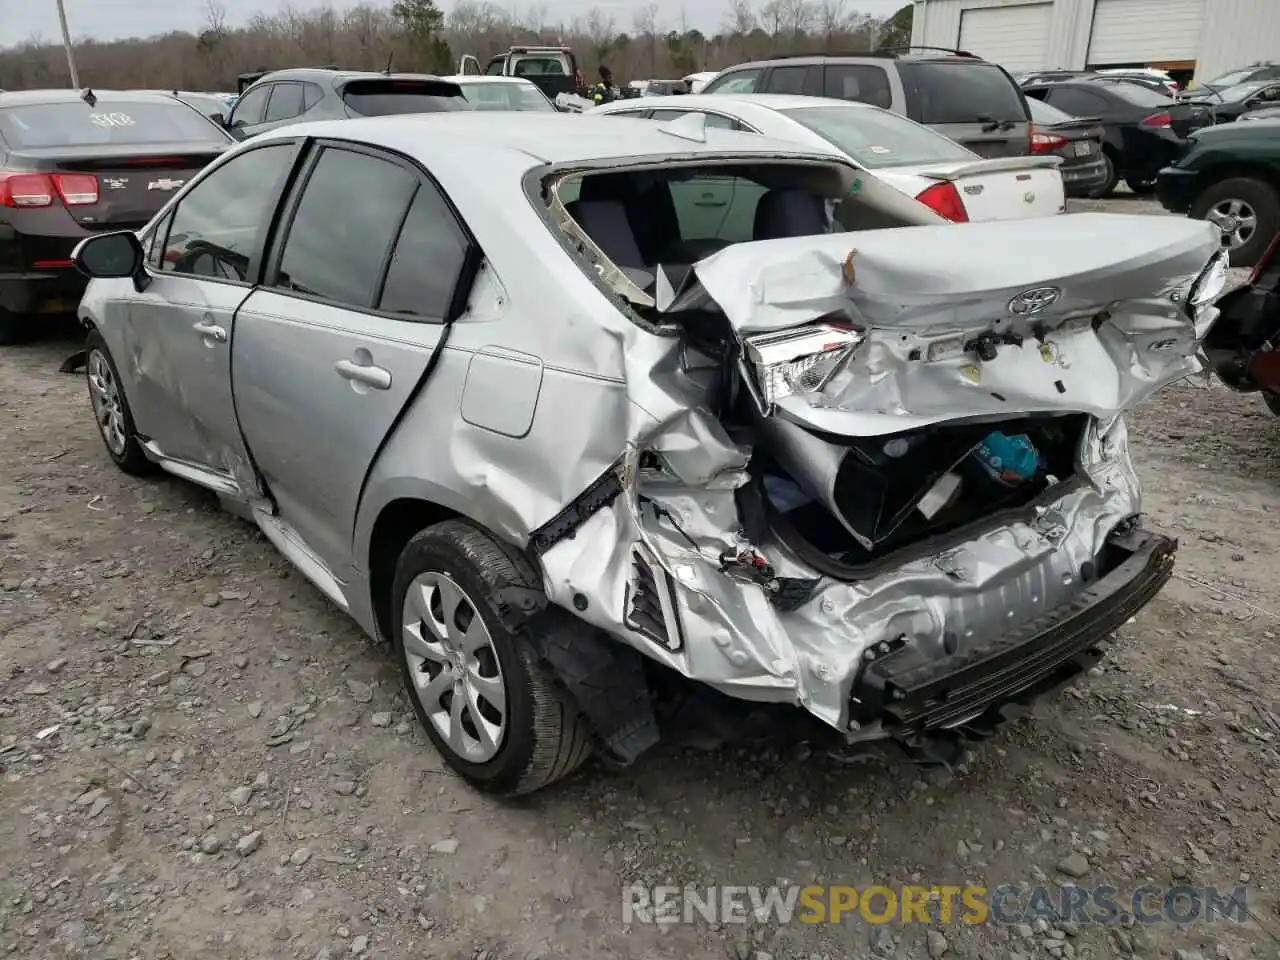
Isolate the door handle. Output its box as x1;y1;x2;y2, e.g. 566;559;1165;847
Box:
193;319;227;342
334;358;391;390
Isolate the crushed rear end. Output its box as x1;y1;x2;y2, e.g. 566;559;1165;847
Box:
535;159;1224;755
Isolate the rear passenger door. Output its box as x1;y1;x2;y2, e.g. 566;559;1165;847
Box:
231;142;474;576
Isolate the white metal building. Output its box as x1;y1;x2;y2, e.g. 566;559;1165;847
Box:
910;0;1280;84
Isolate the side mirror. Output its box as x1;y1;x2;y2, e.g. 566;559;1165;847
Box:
72;231;151;292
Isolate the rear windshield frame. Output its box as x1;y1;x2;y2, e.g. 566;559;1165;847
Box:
897;60;1030;126
0;100;230;150
339;78;467;117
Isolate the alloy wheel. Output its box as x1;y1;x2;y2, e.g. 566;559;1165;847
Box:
1206;198;1258;251
401;571;507;762
87;350;127;456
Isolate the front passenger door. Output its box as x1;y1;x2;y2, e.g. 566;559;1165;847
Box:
232;144;472;577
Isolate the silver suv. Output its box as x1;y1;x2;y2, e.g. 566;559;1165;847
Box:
703;50;1033;158
71;112;1223;795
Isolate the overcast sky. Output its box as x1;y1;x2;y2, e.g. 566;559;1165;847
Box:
4;0;906;48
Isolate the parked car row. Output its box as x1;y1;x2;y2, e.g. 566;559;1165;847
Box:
66;108;1231;794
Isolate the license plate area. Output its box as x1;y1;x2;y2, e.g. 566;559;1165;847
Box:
1072;141;1094;157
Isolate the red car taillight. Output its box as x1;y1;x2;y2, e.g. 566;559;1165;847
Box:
1141;111;1173;129
915;181;969;222
1031;131;1068;152
0;170;99;208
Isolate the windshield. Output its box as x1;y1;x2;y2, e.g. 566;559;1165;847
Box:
781;104;974;168
458;81;554;111
1026;98;1080;124
898;61;1028;124
0;100;228;149
340;79;467;117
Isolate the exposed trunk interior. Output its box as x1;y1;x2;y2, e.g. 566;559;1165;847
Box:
738;414;1089;580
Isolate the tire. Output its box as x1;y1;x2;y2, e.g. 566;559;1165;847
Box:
1091;151;1118;199
1189;176;1280;268
1125;176;1156;195
391;519;592;795
85;329;154;476
0;307;32;346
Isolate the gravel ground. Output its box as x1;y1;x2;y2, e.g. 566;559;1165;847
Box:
3;198;1279;960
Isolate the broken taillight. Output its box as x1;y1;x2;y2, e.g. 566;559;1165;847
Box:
739;322;864;413
914;181;969;222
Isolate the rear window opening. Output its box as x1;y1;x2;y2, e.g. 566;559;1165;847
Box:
741;413;1090;579
898;61;1029;125
546;159;939;321
340;79;467;117
0;101;228;150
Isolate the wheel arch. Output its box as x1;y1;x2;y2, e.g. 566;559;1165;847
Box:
1187;162;1280;203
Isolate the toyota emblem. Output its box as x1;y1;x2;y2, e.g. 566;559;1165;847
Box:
1007;286;1061;315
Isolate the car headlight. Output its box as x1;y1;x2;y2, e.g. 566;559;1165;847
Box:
1187;247;1230;310
739;323;863;414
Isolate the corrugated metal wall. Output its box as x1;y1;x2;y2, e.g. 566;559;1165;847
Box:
911;0;1278;81
1195;0;1280;84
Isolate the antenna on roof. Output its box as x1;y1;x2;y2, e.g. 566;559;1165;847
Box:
80;88;97;108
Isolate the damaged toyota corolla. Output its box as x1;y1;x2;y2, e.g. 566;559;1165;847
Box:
71;113;1228;795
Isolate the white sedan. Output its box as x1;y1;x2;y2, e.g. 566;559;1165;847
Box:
588;93;1066;222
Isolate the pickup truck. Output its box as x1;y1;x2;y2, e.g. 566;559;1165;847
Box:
457;47;583;102
1157;118;1280;266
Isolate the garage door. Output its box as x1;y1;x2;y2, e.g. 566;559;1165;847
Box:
957;4;1052;72
1087;0;1205;65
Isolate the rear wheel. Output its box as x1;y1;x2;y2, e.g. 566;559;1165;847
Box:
1125;176;1157;195
1189;176;1280;268
0;307;32;346
1091;151;1119;198
391;519;592;795
85;329;153;475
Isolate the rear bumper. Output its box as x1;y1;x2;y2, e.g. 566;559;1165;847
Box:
1060;156;1109;197
850;525;1174;737
1156;166;1198;213
0;269;88;314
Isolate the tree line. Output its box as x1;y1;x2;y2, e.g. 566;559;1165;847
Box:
0;0;912;93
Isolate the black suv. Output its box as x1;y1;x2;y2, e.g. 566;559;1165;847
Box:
225;68;468;139
701;49;1032;158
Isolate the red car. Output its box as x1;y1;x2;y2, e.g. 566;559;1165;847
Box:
1204;232;1280;412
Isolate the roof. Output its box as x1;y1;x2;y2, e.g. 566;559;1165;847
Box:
258;111;844;167
601;93;876;115
0;88;195;106
245;69;452;87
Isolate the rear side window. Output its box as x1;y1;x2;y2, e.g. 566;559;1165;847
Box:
230;86;270;127
274;148;418;308
340;79;466;117
264;83;305;122
0;100;228;149
898;61;1027;124
1046;87;1110;116
303;84;324;110
824;65;892;109
379;183;469;318
704;69;761;94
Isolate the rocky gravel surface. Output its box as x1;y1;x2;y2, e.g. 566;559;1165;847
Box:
3;198;1279;959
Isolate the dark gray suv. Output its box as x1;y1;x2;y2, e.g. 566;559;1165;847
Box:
225;68;468;139
702;50;1032;158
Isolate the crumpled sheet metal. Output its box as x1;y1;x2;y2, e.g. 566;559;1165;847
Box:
540;414;1142;730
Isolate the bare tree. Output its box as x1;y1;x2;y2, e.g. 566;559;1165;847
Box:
632;3;659;77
